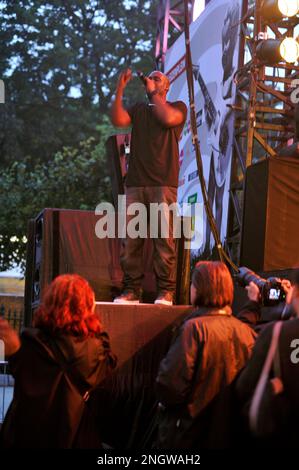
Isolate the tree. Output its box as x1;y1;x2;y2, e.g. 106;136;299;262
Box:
0;1;159;270
0;118;115;271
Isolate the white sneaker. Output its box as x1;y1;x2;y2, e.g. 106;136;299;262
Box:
154;292;173;306
113;291;140;304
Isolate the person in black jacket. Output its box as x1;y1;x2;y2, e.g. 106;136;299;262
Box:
155;261;256;448
236;270;299;447
237;278;293;333
0;274;116;448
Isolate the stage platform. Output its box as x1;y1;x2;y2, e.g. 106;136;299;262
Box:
95;302;193;368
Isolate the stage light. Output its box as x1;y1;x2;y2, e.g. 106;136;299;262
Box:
261;0;299;20
278;0;299;17
256;37;299;63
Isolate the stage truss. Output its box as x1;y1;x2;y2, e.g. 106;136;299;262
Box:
156;0;299;264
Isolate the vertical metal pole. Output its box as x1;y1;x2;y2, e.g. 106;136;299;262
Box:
245;0;259;166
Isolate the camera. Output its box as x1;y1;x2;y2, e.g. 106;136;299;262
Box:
236;267;286;306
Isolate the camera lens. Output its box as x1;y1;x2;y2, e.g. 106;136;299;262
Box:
236;267;266;290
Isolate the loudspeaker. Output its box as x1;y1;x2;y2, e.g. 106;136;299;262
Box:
240;157;299;271
24;209;118;322
24;208;190;325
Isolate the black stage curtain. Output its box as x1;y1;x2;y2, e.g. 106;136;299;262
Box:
90;304;193;449
241;157;299;271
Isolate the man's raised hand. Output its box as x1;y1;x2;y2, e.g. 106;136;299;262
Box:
117;68;132;91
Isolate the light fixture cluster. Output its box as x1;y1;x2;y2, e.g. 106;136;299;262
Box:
278;0;299;17
257;0;299;64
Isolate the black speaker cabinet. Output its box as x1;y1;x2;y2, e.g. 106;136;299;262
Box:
24;208;190;325
240;157;299;272
24;208;122;323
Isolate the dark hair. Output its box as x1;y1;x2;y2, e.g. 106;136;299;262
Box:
33;274;102;337
191;261;234;308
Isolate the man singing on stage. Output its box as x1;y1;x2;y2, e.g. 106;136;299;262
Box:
110;68;187;305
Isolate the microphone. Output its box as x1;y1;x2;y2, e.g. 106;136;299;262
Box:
137;71;147;85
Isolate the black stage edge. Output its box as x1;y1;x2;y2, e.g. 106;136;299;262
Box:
93;303;193;448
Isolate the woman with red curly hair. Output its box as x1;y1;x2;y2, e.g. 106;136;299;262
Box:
0;274;116;448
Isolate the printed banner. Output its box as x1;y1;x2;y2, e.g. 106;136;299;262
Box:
165;0;242;258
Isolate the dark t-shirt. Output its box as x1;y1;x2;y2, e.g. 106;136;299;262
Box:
125;101;187;187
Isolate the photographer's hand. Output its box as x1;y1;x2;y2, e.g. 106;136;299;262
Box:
280;281;295;319
246;281;260;303
281;279;292;301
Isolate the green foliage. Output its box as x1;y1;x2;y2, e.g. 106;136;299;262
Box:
0;118;116;271
0;0;156;166
0;0;157;269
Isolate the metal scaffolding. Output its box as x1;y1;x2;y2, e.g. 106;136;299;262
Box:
155;0;195;69
226;0;299;263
